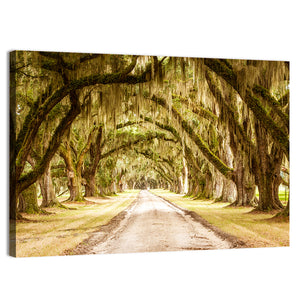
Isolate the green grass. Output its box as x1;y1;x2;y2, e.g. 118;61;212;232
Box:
255;190;289;205
278;190;289;203
152;189;289;248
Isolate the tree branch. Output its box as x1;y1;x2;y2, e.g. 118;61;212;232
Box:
148;95;234;179
204;58;289;157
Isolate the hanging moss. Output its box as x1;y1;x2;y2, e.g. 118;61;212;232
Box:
205;59;289;157
245;90;289;157
252;84;289;130
148;95;233;179
13;51;290;217
204;58;238;90
171;93;217;121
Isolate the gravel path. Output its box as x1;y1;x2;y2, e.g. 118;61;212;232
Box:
83;190;232;254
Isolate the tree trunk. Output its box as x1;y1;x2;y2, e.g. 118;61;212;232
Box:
186;176;196;196
254;122;284;211
18;184;41;214
231;155;256;206
84;172;97;197
220;178;236;203
256;171;283;210
40;166;57;207
204;170;213;198
280;197;289;216
66;170;84;202
16;93;81;199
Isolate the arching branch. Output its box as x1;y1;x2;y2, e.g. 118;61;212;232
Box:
147;95;234;179
204;58;289;157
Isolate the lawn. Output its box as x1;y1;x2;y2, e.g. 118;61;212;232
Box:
11;190;139;257
152;189;289;248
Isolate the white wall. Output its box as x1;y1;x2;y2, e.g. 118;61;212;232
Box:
1;1;299;299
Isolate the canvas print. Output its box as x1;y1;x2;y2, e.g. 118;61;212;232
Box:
9;51;289;257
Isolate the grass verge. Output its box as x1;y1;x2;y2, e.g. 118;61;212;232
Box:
12;190;140;257
152;189;289;248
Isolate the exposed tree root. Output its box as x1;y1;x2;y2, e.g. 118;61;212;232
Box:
213;197;232;204
62;198;96;205
274;209;289;219
16;215;39;223
46;201;75;210
15;213;31;222
227;201;243;207
39;208;52;215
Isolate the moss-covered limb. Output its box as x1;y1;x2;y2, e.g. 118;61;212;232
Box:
16;56;149;168
149;95;233;179
68;70;150;89
100;120;148;148
121;55;139;76
245;90;289;157
17;99;81;194
137;148;176;174
100;131;178;160
116;120;143;130
39;52;103;72
279;91;289;107
15;83;55;159
205;70;256;153
159;56;168;65
16;66;151;181
154;167;173;185
15;93;69;181
204;59;289;157
15;101;40;179
184;144;202;173
172;94;217;122
141;117;208;179
38;51;61;60
252;85;289;131
41;60;68;73
204;58;238;90
51;167;67;178
140;115;181;141
153;167;174;185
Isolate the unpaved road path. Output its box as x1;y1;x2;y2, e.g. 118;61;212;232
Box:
75;190;233;255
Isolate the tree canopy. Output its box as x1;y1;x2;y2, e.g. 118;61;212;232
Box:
10;51;289;219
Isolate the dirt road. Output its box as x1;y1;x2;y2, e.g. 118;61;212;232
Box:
76;190;233;255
